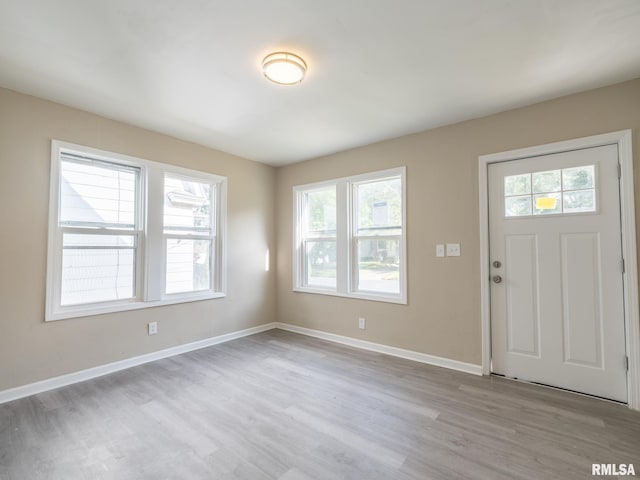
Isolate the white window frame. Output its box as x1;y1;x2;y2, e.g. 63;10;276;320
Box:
46;140;227;321
293;167;407;304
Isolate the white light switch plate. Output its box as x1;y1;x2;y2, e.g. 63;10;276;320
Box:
446;243;461;257
436;244;445;257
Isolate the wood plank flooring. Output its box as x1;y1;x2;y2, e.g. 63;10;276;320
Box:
1;329;639;479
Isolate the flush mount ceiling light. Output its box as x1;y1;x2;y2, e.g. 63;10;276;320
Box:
262;52;307;85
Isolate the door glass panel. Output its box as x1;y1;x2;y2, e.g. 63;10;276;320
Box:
532;170;561;194
504;174;531;196
563;190;595;213
505;164;596;217
563;165;594;191
505;195;532;217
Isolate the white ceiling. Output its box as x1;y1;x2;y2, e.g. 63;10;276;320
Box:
1;1;639;166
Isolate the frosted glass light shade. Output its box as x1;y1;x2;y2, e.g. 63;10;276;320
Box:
262;52;307;85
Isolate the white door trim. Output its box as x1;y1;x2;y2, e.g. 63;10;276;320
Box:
478;130;640;410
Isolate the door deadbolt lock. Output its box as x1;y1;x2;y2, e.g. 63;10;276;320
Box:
492;275;503;284
493;261;502;268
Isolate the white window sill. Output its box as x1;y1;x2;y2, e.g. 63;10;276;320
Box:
45;292;226;322
293;287;407;305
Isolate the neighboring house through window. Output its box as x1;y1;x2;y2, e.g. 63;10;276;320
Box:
46;140;227;321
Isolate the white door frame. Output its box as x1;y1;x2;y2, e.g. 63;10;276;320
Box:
478;130;640;410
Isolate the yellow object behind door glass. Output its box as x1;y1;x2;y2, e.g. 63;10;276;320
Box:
535;197;557;210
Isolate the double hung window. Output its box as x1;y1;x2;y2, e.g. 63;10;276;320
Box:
46;141;227;321
294;167;406;304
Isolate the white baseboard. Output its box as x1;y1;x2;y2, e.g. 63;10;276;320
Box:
274;322;483;376
0;320;482;405
0;322;277;405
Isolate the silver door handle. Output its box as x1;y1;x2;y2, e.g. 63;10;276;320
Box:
492;275;502;284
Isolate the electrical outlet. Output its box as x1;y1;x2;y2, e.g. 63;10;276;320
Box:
358;317;366;329
148;322;158;335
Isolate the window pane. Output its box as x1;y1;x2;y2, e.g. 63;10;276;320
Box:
61;234;136;306
563;165;594;191
164;175;212;235
304;187;336;237
166;239;212;294
533;193;562;215
355;177;402;236
532;170;561;194
504;174;531;196
304;240;336;288
563;190;596;213
505;195;532;217
356;238;400;294
60;158;138;228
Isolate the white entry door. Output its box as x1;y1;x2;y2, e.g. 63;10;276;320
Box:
488;144;627;402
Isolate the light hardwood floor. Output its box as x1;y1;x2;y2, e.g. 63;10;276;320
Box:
1;329;639;479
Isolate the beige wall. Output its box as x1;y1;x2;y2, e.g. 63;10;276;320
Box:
2;78;639;392
276;78;640;365
0;88;276;391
